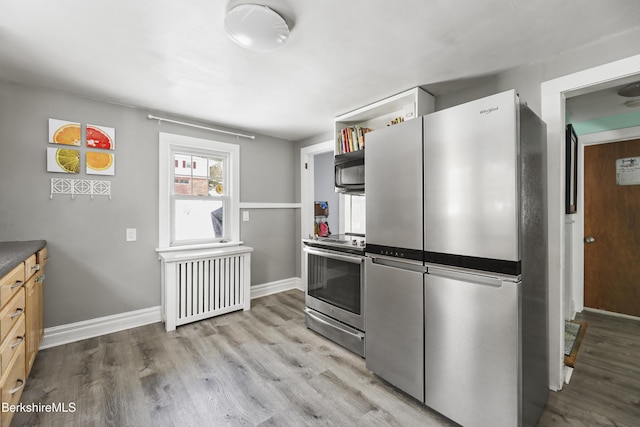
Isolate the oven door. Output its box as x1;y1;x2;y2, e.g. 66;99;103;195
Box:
304;246;364;331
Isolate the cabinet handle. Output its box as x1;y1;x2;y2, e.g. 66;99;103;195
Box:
11;336;24;349
9;379;25;395
32;264;40;271
36;274;45;283
10;308;24;319
10;280;24;289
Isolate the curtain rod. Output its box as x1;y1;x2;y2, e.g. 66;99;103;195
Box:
147;114;255;139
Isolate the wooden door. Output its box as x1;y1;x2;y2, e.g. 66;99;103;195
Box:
584;138;640;317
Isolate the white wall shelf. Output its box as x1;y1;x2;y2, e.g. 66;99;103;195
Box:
334;87;435;155
50;178;111;199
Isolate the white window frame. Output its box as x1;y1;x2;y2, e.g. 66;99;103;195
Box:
158;132;240;251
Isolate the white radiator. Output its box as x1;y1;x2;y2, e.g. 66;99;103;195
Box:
158;245;253;331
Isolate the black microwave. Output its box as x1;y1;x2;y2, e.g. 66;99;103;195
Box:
335;151;364;193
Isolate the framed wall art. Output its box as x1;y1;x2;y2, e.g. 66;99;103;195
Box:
49;118;81;146
565;123;578;214
86;151;115;176
86;124;115;150
47;147;80;174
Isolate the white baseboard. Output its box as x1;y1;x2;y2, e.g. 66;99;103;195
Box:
251;277;303;299
583;307;640;321
564;366;574;384
41;306;162;350
40;277;303;349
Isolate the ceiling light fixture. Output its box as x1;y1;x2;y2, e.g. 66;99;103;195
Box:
624;99;640;109
617;81;640;97
224;4;290;52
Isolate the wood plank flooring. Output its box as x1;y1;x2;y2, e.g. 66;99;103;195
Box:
537;310;640;427
11;291;640;426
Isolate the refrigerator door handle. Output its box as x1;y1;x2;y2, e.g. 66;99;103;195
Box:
427;266;508;288
371;256;427;273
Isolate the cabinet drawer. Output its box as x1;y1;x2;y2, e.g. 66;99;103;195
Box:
0;264;25;308
24;254;38;282
0;343;26;427
0;289;25;344
0;314;25;378
37;247;48;269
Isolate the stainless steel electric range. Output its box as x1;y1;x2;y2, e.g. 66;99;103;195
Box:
302;233;366;357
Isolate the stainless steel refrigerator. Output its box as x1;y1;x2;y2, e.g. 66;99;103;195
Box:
365;90;549;427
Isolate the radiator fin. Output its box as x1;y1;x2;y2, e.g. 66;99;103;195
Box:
175;254;245;324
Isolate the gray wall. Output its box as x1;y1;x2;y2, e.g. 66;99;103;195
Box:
0;80;297;328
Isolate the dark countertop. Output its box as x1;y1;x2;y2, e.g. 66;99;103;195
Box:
0;240;47;278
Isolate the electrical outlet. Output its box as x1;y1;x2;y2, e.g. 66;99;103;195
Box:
242;211;250;222
126;228;137;242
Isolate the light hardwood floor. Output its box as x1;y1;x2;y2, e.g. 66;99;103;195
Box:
537;310;640;426
11;290;640;426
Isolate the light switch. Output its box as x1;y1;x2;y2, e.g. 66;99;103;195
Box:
126;228;137;242
242;211;250;222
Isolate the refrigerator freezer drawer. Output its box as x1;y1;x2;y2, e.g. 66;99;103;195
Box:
424;268;520;427
365;257;424;402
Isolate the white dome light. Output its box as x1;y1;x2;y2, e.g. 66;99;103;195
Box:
224;4;290;52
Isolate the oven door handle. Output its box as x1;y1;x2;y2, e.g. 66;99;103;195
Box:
304;247;364;264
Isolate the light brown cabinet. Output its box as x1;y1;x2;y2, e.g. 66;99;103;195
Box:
0;243;46;426
25;247;46;374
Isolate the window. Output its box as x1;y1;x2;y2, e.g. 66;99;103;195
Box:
172;151;226;243
159;133;239;249
341;194;366;234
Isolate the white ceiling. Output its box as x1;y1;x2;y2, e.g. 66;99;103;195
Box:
1;0;640;140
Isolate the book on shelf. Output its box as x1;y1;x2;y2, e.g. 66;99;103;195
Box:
337;125;371;154
387;116;404;126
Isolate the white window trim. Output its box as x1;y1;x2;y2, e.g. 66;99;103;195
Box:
158;132;240;252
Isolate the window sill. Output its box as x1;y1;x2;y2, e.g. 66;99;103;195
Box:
156;241;244;254
156;241;253;262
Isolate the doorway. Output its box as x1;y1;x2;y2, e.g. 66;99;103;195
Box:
299;141;367;291
541;53;640;391
300;140;334;291
313;151;339;237
583;138;640;317
577;128;640;317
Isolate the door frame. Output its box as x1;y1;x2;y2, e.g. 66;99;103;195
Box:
300;140;334;291
541;53;640;391
574;126;640;313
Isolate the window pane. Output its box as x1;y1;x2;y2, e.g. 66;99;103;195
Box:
189;178;208;197
349;195;366;234
174;154;193;195
208;158;224;196
191;155;209;196
174;199;224;241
